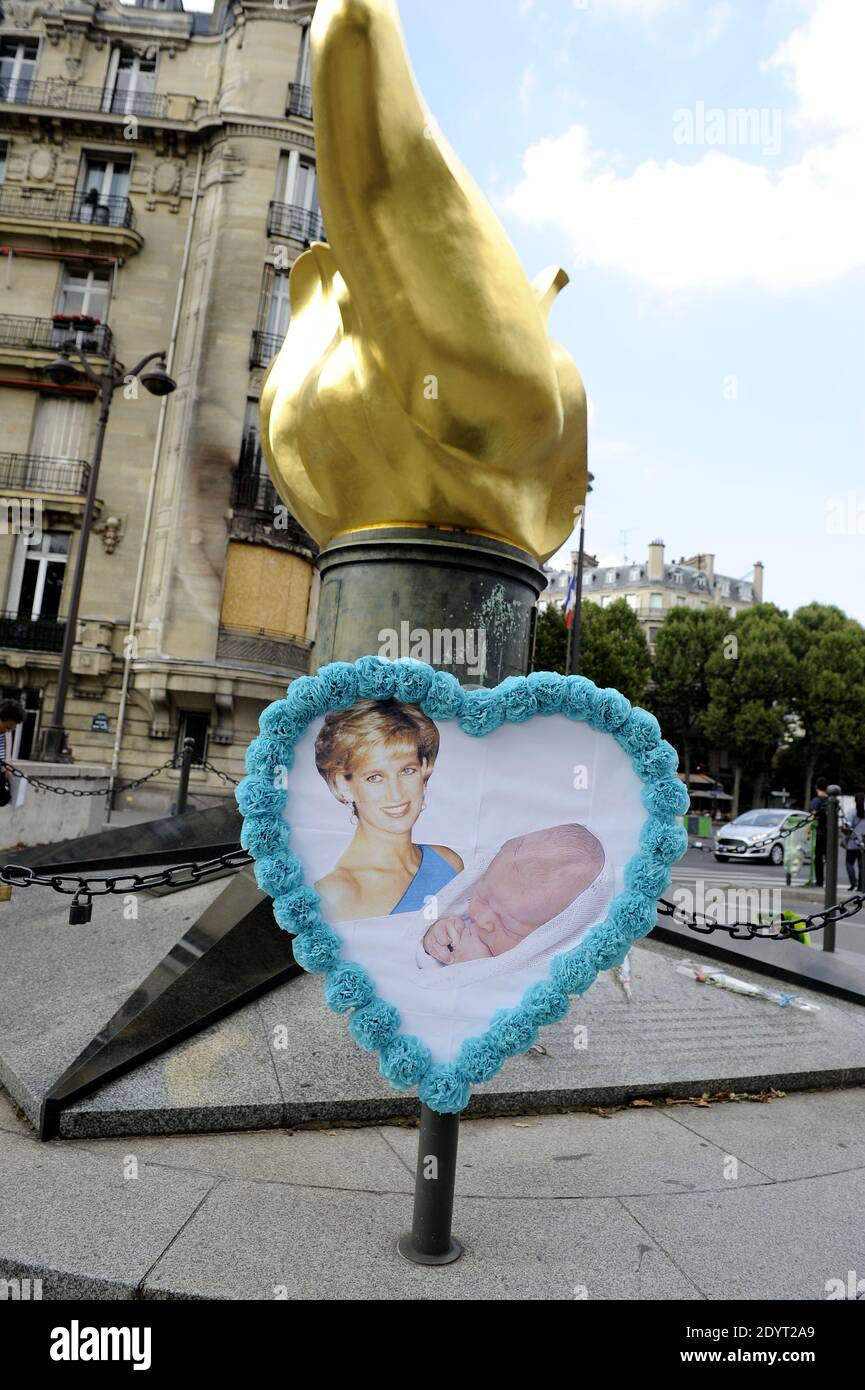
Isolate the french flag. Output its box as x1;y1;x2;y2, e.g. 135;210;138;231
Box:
564;574;577;629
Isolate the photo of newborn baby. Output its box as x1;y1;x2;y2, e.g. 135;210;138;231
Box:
421;824;605;966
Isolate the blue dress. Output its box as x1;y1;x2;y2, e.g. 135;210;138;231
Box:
390;845;458;914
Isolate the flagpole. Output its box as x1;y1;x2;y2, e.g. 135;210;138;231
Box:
565;507;586;676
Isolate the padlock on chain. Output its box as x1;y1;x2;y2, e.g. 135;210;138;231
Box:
68;889;93;925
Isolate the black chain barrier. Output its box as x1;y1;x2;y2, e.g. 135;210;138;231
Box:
8;756;240;797
657;890;865;939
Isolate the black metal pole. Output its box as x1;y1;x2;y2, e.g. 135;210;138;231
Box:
824;785;840;952
397;1104;462;1264
175;737;195;817
566;511;586;677
39;365;115;761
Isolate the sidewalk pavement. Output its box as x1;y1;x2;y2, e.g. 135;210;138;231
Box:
2;1083;864;1300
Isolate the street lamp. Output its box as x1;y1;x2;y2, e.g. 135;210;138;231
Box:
38;341;176;762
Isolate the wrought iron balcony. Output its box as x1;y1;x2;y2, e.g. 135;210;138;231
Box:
286;82;313;119
0;187;136;230
249;330;283;368
0;610;65;654
266;201;326;244
230;464;314;549
0;78;171;119
0;453;91;497
0;315;113;358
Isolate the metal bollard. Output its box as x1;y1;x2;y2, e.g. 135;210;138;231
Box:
823;784;841;952
174;736;195;817
397;1105;463;1265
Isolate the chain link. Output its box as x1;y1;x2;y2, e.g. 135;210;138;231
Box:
657;890;865;939
0;849;253;896
7;755;240;797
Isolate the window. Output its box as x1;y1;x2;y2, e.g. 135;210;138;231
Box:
0;38;39;102
276;151;318;212
254;265;291;360
675;595;687;606
605;570;617;584
650;593;663;609
0;141;6;186
238;398;263;476
76;153;131;222
718;579;730;597
740;583;752;601
671;570;683;584
104;47;157;115
57;265;112;321
629;568;642;582
296;23;311;87
29;397;91;472
625;594;640;611
176;710;209;764
7;532;70;621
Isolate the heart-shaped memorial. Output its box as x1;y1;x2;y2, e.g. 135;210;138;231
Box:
237;658;690;1113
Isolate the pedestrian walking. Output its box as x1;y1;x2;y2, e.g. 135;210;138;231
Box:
809;776;829;888
844;792;865;892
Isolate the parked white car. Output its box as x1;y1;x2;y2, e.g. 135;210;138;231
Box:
714;809;809;866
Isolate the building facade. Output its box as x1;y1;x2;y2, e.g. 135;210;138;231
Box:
0;0;321;808
542;541;764;647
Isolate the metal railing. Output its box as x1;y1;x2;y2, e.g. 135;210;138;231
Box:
286;82;313;119
266;200;326;244
0;611;66;654
0;187;136;231
0;453;91;497
231;467;281;516
0;79;171;119
0;315;113;357
249;330;283;368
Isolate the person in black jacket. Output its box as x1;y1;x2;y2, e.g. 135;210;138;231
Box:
809;776;829;887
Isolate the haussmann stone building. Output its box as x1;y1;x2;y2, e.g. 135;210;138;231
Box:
0;0;322;812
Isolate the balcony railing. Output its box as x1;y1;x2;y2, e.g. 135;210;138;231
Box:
286;82;313;119
249;330;283;368
230;465;314;547
0;315;113;358
0;79;171;119
0;611;65;654
0;453;91;497
266;201;326;244
0;187;136;231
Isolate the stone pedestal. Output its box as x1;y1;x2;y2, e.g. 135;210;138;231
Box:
313;526;547;685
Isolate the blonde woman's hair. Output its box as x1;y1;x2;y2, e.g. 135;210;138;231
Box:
314;699;440;792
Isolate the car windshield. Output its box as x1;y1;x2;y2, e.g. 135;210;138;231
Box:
734;811;789;827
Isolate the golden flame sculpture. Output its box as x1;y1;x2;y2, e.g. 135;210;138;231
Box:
260;0;587;565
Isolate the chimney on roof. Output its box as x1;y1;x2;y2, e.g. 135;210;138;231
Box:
648;539;665;582
753;561;764;601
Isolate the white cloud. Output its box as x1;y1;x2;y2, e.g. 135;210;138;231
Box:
504;0;865;293
588;0;682;16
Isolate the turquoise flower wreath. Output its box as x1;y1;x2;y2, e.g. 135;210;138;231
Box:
237;658;690;1114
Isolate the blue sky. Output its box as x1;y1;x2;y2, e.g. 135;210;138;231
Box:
190;0;865;621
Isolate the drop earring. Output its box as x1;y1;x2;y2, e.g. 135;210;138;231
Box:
350;801;359;825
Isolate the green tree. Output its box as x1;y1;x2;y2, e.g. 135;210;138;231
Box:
703;604;795;815
533;604;567;674
579;599;651;704
648;606;729;784
785;605;865;803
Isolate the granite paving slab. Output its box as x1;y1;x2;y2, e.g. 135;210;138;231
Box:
3;875;865;1139
621;1166;865;1302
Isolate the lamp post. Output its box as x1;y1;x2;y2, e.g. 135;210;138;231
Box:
37;338;176;762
